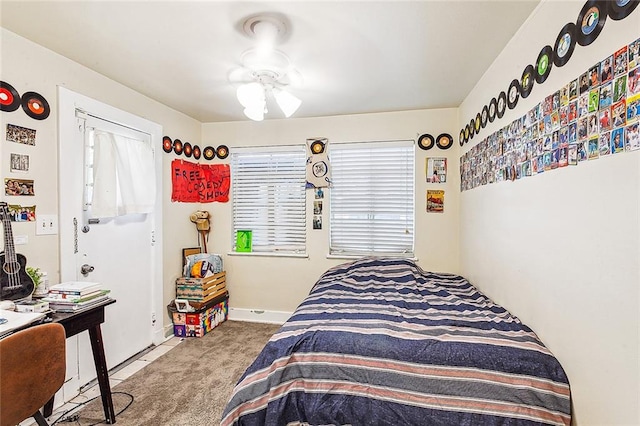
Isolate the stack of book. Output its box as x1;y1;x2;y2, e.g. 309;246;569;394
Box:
43;281;110;312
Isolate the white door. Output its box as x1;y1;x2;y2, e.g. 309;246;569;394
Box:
58;88;164;396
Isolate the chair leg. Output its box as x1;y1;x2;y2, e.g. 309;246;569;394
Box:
33;410;50;426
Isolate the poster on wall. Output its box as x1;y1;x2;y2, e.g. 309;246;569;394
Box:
426;190;444;213
10;153;29;173
6;123;36;146
171;159;230;203
4;178;34;195
426;157;447;183
6;204;36;221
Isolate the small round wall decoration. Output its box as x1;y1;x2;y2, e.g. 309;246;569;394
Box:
0;81;21;112
418;133;435;150
535;45;553;83
474;113;481;133
203;146;216;160
193;145;201;160
310;139;326;154
481;105;489;128
488;97;498;122
459;129;465;146
464;125;471;142
216;145;229;159
435;133;453;150
162;136;173;153
608;0;639;20
183;142;193;157
554;23;577;67
576;0;607;47
21;91;50;120
520;64;535;98
507;79;520;110
173;139;183;155
496;91;507;118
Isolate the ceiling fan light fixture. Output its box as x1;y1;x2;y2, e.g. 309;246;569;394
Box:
273;88;301;118
236;82;265;108
243;104;265;121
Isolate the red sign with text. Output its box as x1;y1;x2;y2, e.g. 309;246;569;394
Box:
171;159;230;203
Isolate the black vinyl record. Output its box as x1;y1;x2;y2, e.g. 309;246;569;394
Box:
436;133;453;150
497;91;507;118
469;119;476;139
481;105;489;128
521;64;535;98
576;0;607;46
608;0;639;20
418;133;435;150
193;145;201;160
20;91;50;120
535;45;553;84
310;139;326;154
183;142;193;157
173;139;183;155
216;145;229;159
459;129;465;146
507;79;520;110
488;98;498;122
203;146;216;160
554;23;577;67
0;81;21;112
162;136;173;153
474;113;481;133
464;124;471;142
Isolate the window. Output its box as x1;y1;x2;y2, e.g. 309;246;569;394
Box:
329;140;415;257
231;146;307;254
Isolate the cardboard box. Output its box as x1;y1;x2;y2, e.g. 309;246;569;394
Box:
169;294;228;338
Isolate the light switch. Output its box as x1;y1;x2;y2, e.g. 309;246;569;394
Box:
36;214;58;235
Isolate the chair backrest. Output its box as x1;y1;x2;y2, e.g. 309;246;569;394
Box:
0;322;66;426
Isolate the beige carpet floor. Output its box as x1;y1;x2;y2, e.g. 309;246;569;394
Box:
74;320;281;425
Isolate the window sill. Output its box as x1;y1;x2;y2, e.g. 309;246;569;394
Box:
327;254;418;261
227;252;309;259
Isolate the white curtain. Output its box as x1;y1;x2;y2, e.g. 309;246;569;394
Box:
91;130;155;218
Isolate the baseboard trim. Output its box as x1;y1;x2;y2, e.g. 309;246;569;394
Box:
228;307;292;324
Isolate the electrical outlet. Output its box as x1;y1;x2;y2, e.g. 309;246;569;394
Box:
36;214;58;235
14;235;28;245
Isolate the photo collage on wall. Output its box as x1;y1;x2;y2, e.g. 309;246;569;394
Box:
460;36;640;192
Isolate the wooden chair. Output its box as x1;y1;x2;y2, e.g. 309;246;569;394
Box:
0;323;66;426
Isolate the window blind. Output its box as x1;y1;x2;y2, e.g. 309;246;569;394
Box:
329;140;415;257
231;146;307;254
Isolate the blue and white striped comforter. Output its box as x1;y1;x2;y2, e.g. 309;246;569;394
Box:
221;258;571;425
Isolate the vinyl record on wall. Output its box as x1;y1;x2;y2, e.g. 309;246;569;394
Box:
310;139;326;154
183;142;193;157
193;145;201;160
535;45;553;83
0;81;21;112
474;113;481;133
203;146;216;160
464;124;471;142
521;64;535;98
481;105;489;128
21;91;50;120
496;91;507;118
418;133;435;150
554;23;577;67
488;97;498;122
435;133;453;150
173;139;183;155
507;79;520;110
162;136;173;153
607;0;639;20
459;129;465;146
216;145;229;159
469;119;476;139
576;0;607;46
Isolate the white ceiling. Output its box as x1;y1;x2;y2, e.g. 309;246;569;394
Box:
0;1;540;123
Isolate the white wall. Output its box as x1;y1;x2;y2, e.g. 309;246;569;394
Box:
0;29;201;327
202;108;461;313
459;2;640;424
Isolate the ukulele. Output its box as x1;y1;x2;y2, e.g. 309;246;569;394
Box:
0;202;35;301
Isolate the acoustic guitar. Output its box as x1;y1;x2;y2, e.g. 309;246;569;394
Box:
0;202;35;301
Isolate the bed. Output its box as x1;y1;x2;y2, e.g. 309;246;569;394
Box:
221;257;571;425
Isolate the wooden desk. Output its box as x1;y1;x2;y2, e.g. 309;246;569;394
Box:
44;298;117;424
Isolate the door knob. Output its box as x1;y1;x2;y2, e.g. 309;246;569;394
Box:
80;264;95;277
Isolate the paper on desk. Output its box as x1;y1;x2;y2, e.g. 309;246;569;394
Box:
0;309;46;338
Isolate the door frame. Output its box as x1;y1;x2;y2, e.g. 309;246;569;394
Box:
57;86;164;343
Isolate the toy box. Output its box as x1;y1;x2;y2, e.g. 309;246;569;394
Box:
169;293;228;338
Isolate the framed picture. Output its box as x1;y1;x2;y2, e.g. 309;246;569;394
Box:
236;230;252;252
182;247;201;266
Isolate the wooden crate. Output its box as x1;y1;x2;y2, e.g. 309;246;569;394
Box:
176;271;226;308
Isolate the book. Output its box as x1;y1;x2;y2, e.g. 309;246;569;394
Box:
44;290;110;305
45;289;107;302
48;281;101;295
15;299;50;313
47;294;110;313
